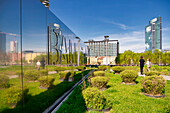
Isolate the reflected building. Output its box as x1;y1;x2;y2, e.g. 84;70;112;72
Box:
85;38;119;65
0;32;6;65
145;17;162;52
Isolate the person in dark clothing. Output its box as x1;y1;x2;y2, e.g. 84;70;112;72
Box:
139;56;145;75
41;57;45;69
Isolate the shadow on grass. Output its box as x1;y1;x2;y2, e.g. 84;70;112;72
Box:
56;85;86;113
1;70;90;113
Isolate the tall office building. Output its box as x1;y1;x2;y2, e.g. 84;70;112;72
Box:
85;38;119;65
145;17;162;52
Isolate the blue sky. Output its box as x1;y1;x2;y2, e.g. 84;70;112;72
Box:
50;0;170;53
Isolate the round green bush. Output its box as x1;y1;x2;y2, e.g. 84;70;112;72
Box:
75;66;85;71
6;85;29;105
120;70;138;83
112;66;125;73
98;65;107;71
59;71;71;80
82;87;111;110
161;70;170;76
0;75;10;88
145;71;161;76
141;75;166;95
40;70;48;76
90;76;109;89
38;76;55;88
24;70;40;81
93;71;105;77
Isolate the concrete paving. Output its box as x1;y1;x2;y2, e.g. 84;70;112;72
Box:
138;72;170;81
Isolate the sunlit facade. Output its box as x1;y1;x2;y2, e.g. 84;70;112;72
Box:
145;17;162;52
85;39;119;65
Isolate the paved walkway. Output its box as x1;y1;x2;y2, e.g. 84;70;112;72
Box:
138;72;170;80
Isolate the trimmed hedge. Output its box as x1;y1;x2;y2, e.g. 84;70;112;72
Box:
112;66;125;73
145;71;161;76
75;66;86;71
141;75;166;95
161;70;170;76
93;71;105;77
6;85;29;105
24;70;40;81
55;66;74;72
98;65;107;71
38;76;55;88
120;70;138;83
90;76;109;89
0;75;10;88
59;71;71;80
82;87;111;110
40;70;48;76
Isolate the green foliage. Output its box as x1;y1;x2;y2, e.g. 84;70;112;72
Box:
145;71;161;76
98;65;107;71
90;76;109;89
6;85;29;104
124;66;139;71
24;70;40;81
112;66;125;73
82;87;111;110
120;70;138;83
93;71;105;77
59;71;71;80
0;75;10;88
141;75;166;95
55;67;67;72
161;70;170;76
75;66;86;71
40;70;48;76
38;76;55;88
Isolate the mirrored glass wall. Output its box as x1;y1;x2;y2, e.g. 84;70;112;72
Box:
0;0;87;112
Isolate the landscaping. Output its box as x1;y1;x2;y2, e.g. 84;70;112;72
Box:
57;70;170;113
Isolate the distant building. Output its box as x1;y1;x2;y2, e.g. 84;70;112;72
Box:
0;33;6;65
85;38;119;65
145;17;162;52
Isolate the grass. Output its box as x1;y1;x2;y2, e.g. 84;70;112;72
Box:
0;69;90;113
56;72;170;113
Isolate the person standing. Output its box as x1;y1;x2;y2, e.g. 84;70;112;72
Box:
36;60;41;70
139;56;145;75
146;58;151;71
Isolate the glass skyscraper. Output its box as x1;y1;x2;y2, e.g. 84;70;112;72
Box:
145;17;162;52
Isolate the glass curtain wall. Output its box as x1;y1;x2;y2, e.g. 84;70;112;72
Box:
0;0;87;113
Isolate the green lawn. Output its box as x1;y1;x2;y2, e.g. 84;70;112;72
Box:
0;70;90;113
57;73;170;113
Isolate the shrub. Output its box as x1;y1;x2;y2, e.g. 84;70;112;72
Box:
0;75;10;88
40;70;48;76
75;66;85;71
145;71;161;76
24;70;40;81
124;66;139;71
6;85;29;105
112;66;125;73
90;76;109;89
98;65;107;71
59;71;71;80
38;76;55;88
161;70;170;76
93;71;105;77
120;70;138;83
82;87;111;110
141;75;166;95
55;67;66;72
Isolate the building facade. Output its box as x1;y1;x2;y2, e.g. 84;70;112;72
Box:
145;17;162;52
85;39;119;65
